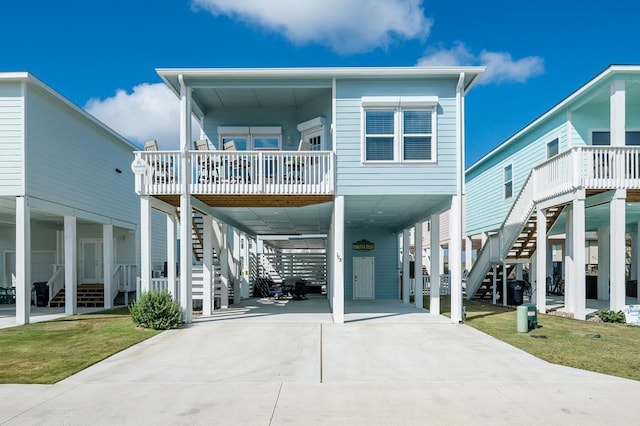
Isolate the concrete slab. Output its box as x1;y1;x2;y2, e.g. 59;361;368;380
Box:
1;296;639;425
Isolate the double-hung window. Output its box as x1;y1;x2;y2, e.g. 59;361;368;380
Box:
362;96;437;163
504;164;513;199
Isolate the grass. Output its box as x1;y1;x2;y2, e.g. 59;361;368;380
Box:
429;296;640;381
0;307;161;384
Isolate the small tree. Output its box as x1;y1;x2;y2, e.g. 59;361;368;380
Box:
130;290;182;330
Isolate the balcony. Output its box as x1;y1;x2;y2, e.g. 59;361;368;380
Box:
134;150;335;207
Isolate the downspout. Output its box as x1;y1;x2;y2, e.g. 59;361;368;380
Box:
449;72;465;323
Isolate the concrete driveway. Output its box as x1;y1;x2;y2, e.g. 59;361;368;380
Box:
0;296;638;425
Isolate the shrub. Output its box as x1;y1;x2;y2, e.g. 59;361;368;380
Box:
129;290;182;330
595;309;626;324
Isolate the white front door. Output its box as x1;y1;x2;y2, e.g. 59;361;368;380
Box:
80;240;103;284
353;256;375;299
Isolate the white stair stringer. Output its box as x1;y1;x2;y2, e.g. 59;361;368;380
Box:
466;171;537;299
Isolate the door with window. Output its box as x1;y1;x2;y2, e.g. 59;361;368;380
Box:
80;240;103;284
353;257;375;299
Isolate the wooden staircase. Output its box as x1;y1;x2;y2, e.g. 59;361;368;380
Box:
49;284;105;308
472;205;565;300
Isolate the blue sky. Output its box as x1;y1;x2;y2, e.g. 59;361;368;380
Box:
2;0;639;166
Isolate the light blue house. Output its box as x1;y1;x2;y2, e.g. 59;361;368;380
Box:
465;65;640;320
0;72;167;325
135;66;484;324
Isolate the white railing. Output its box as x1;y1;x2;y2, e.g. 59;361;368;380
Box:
422;274;450;296
135;150;334;196
111;264;137;301
46;265;65;303
466;146;640;298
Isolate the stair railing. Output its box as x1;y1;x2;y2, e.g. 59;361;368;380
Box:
46;265;65;303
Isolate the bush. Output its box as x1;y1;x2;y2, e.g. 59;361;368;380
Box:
595;309;626;323
129;290;182;330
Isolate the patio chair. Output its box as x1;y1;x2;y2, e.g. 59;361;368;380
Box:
194;139;218;183
144;140;174;184
286;139;312;182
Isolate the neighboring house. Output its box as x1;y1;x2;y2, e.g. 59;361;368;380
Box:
465;65;640;320
134;66;484;324
0;72;166;325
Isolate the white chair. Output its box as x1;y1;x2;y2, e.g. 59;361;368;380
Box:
194;140;218;183
144;140;173;183
287;139;312;182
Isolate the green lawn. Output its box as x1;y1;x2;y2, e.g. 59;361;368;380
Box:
430;296;640;381
0;308;160;384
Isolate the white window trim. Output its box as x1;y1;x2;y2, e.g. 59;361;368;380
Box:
218;126;282;150
361;96;438;164
546;137;559;159
503;164;513;200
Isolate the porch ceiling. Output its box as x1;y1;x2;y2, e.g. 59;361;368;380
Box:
550;199;640;235
193;87;330;110
184;193;450;244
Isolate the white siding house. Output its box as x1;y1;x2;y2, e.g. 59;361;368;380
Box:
465;65;640;319
0;72;166;325
135;66;484;324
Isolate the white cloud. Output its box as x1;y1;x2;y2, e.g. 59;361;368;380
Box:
85;83;198;150
192;0;432;53
417;42;544;85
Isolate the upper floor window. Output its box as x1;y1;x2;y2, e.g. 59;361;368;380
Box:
546;138;559;159
504;165;513;199
591;129;640;146
362;96;438;163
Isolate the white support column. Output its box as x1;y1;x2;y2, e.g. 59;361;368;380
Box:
502;263;507;307
202;216;213;316
15;197;31;325
610;189;626;311
179;75;193;323
415;222;423;309
219;224;229;309
610;80;626;148
439;246;445;275
530;257;537;303
564;209;574;314
597;226;610;301
492;265;498;305
233;228;241;302
449;194;463;323
103;224;113;310
402;228;411;304
572;196;586;320
64;215;77;315
166;214;177;298
464;236;472;271
536;206;547;313
429;215;440;315
332;195;345;324
140;196;152;293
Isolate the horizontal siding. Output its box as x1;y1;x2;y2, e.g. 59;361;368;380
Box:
344;226;398;300
0;82;24;195
335;78;458;196
25;85;138;226
466;114;566;235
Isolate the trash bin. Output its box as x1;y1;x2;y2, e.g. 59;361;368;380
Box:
32;282;49;307
507;280;525;306
516;305;528;333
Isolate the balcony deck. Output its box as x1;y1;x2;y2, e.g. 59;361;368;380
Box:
134;150;335;207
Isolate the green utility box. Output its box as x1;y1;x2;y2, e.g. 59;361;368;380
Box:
517;303;538;332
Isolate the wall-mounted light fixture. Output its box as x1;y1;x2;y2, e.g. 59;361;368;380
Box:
286;134;293;146
115;168;122;174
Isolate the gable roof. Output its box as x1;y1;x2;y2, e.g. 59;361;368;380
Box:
466;64;640;175
0;72;138;151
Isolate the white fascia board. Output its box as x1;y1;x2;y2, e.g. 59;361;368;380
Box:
467;65;640;175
